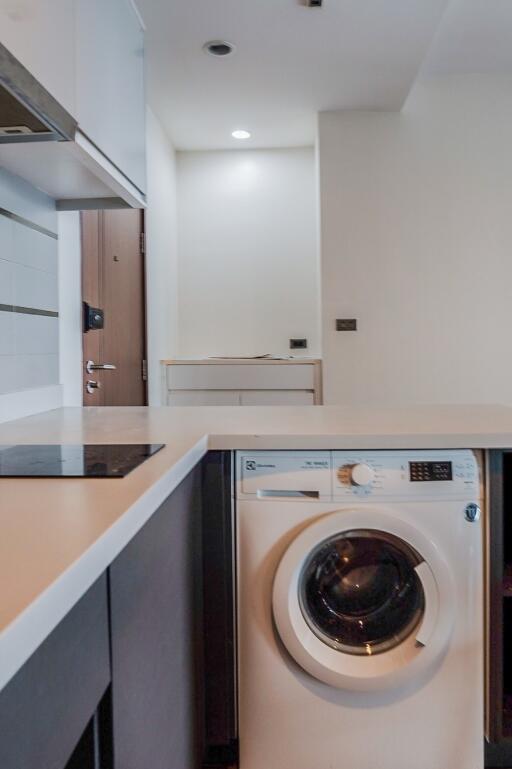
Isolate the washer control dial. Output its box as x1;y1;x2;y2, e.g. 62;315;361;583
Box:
350;463;375;487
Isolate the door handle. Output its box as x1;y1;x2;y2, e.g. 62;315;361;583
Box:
86;360;117;374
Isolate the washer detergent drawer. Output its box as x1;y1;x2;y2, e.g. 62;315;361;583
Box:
238;453;331;498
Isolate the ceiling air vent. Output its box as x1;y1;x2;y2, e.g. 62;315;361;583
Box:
306;0;323;6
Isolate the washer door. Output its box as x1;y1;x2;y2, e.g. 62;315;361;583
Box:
272;510;455;692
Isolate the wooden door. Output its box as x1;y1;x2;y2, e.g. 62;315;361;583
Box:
81;209;147;406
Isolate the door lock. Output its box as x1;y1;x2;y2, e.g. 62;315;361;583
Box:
86;380;102;395
83;302;104;332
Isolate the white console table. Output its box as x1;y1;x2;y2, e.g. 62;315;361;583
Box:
161;359;322;406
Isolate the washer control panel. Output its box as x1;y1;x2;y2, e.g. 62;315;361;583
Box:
409;461;452;482
333;451;479;499
237;450;480;500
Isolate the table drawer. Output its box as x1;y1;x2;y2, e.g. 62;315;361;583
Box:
166;364;315;391
167;390;240;406
240;390;315;406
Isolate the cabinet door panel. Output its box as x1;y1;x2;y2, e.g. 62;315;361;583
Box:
167;390;240;406
0;0;75;113
109;466;203;769
240;390;314;405
76;0;146;192
0;575;110;769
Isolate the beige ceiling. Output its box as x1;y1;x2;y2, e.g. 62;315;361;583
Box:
135;0;512;150
422;0;512;77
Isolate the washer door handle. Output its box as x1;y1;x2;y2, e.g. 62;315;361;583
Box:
414;561;439;647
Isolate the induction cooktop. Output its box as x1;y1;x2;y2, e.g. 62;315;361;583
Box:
0;444;165;478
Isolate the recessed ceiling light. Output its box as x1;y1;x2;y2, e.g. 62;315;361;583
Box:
203;40;236;57
232;129;251;140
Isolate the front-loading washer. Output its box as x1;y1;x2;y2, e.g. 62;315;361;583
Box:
235;450;483;769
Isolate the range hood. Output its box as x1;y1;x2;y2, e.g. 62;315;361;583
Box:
0;43;144;209
0;42;77;144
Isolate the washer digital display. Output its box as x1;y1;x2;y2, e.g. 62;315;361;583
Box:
409;461;452;482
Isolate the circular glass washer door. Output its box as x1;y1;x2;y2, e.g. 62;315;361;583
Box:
272;510;455;692
299;530;424;657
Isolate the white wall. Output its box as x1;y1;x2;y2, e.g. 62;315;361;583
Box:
145;107;179;404
176;147;319;358
319;75;512;406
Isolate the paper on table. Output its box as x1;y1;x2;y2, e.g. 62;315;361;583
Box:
208;354;294;360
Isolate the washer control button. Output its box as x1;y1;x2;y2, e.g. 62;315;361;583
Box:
336;465;351;486
351;463;375;487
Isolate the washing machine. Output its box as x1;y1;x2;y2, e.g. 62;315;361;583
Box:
235;450;483;769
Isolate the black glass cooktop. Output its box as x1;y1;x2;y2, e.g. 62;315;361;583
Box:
0;444;165;478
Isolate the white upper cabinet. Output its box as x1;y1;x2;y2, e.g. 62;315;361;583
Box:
0;0;146;204
0;0;76;114
75;0;146;194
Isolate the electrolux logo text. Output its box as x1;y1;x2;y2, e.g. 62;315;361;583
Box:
245;461;276;470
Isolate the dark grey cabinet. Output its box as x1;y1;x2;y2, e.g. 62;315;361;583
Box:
109;465;204;769
201;451;237;766
0;575;111;769
486;450;512;767
0;454;235;769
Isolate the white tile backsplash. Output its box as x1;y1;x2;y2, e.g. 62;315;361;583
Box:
14;314;59;355
0;168;58;234
13;262;59;312
0;311;15;355
0;216;59;395
0;214;14;262
0;259;14;305
15;354;59;392
0;174;60;408
0;352;60;394
12;222;58;274
0;355;20;394
0;246;60;393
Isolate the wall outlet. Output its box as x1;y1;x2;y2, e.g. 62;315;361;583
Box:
290;338;308;349
336;319;357;331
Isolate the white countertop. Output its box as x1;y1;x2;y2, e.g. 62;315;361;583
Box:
1;402;512;692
